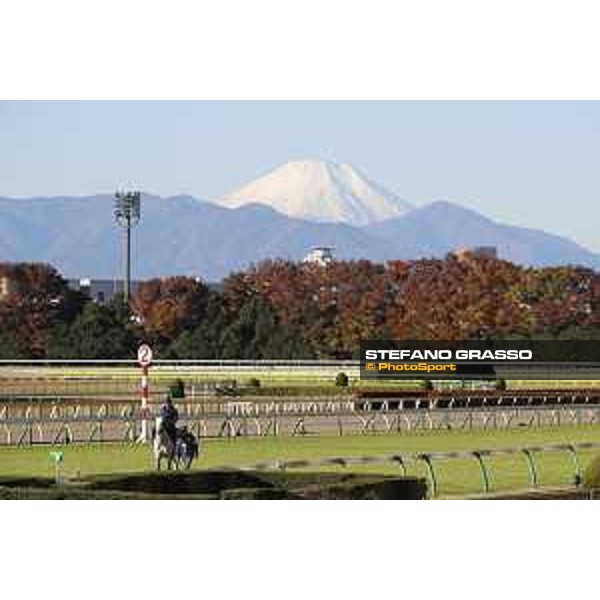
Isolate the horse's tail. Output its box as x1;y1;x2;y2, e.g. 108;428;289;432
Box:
191;438;199;459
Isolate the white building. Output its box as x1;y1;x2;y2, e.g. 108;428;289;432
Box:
67;278;141;304
0;276;12;299
303;246;334;266
454;246;498;261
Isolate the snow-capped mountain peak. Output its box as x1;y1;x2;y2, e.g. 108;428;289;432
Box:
216;159;413;226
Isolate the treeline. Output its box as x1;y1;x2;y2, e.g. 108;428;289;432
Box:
1;254;600;359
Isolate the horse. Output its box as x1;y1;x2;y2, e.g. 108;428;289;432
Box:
152;415;177;471
175;426;200;470
152;416;200;471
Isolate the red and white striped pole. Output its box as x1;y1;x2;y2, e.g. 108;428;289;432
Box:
140;364;150;440
137;344;153;443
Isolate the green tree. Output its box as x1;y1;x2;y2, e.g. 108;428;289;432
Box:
48;302;138;359
0;332;25;359
166;291;228;358
220;297;314;359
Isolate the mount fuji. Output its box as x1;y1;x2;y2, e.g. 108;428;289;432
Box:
217;159;413;226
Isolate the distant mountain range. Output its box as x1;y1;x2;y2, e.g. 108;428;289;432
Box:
1;160;599;281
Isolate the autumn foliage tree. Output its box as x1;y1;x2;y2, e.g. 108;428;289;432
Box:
1;255;600;359
130;276;211;347
0;262;84;357
220;254;600;355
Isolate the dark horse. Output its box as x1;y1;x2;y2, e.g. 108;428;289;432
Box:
152;417;200;470
175;426;200;470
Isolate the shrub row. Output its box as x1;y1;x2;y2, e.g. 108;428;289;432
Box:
0;471;427;500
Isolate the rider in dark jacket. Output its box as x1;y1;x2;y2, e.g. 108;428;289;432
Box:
159;394;179;446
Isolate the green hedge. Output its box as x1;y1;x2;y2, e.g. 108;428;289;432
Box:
169;378;186;399
0;471;427;500
0;485;217;500
335;372;349;387
220;487;297;500
240;386;354;397
299;476;427;500
583;454;600;490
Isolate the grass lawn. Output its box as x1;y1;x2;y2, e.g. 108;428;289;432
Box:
1;425;599;497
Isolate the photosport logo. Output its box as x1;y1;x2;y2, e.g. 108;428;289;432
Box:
359;340;600;380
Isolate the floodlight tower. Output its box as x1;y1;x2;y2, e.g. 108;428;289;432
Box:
114;191;141;303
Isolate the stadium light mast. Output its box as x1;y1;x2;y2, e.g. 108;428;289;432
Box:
114;191;141;303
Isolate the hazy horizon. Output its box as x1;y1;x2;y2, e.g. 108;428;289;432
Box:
1;101;599;252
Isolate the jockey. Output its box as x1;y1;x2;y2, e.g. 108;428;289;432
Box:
159;393;179;447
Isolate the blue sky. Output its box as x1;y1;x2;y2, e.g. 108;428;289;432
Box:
1;100;599;251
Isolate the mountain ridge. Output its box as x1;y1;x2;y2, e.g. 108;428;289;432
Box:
1;188;598;280
367;200;600;268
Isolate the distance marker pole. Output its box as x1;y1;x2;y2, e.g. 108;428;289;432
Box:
138;364;150;442
136;344;153;443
